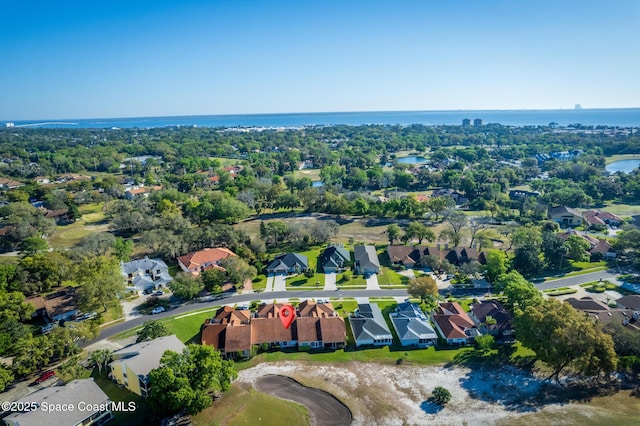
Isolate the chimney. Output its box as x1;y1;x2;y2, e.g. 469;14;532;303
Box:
633;311;640;320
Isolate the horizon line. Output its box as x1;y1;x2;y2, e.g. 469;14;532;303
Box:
4;106;640;123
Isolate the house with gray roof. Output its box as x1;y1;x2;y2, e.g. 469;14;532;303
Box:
349;303;392;347
121;257;172;293
320;244;350;273
4;378;112;426
353;245;380;276
265;252;308;275
390;302;438;348
109;335;186;397
549;206;583;227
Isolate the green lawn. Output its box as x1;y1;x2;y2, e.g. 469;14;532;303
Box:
285;247;324;288
335;270;366;287
110;307;221;344
193;384;309;426
92;371;151;426
600;203;640;216
0;256;18;264
252;274;268;291
378;267;410;287
236;344;470;370
48;202;108;249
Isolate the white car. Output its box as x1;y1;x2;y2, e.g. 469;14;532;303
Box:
151;306;165;314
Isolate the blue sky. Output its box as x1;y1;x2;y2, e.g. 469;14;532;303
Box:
1;0;638;120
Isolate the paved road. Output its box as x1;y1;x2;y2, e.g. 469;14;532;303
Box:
254;375;352;426
535;270;619;291
84;269;621;347
84;289;410;346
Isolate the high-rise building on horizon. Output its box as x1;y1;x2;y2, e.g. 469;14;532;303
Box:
462;118;471;126
473;118;483;127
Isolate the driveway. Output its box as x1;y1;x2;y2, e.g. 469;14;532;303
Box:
265;275;275;292
324;272;337;291
366;274;380;290
273;274;287;292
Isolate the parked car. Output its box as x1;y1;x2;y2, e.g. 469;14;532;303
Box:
152;290;164;296
75;311;97;322
151;306;165;314
35;370;55;383
41;324;55;334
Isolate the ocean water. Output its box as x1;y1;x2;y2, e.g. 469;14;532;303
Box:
4;108;640;129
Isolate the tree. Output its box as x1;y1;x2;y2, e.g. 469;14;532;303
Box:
515;298;617;381
564;235;591;262
218;257;257;288
0;364;14;392
407;275;439;301
148;344;237;416
0;291;34;323
16;254;66;294
406;221;435;244
112;237;134;262
90;349;113;375
482;250;507;284
19;237;48;255
136;320;170;343
426;197;452;221
169;273;203;301
542;231;567;269
387;224;402;245
499;271;542;310
512;245;543;277
475;334;495;353
76;255;125;312
431;386;452;405
201;268;226;294
440;211;467;247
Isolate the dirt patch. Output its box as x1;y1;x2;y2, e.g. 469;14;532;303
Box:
254;375;352;426
236;361;596;425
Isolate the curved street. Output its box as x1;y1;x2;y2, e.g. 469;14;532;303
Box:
86;269;622;347
85;288;410;345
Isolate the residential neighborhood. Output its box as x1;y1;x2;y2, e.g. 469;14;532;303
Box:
2;122;640;425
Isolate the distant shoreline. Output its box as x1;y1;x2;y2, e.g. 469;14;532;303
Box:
4;108;640;129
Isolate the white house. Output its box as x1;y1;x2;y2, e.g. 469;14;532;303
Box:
121;257;173;293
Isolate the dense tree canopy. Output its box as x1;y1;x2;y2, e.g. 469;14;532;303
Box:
148;344;237;416
515;298;617;380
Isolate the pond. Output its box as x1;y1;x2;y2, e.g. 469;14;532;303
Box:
311;180;324;187
606;159;640;174
397;155;428;164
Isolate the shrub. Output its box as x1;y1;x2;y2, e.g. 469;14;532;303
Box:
432;386;452;405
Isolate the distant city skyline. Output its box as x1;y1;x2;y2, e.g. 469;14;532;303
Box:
1;0;638;120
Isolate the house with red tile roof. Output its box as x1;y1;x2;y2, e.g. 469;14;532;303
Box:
432;302;480;345
177;247;237;276
583;210;623;228
558;230;616;259
200;300;346;358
